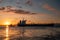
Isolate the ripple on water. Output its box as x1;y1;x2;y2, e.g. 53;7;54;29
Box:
0;27;60;40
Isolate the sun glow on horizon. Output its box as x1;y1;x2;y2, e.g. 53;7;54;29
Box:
3;21;11;25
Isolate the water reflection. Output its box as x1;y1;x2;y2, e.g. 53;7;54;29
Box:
4;37;9;40
0;26;60;40
4;25;9;40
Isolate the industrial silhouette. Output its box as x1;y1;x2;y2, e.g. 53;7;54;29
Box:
17;18;26;26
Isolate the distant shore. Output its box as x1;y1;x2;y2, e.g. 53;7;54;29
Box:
0;23;60;27
17;23;60;27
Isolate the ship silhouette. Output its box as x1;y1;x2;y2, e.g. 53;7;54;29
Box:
17;19;56;27
17;18;27;26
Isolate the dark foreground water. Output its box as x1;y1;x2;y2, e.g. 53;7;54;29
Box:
0;26;60;40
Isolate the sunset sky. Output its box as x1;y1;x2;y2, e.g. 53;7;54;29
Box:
0;0;60;25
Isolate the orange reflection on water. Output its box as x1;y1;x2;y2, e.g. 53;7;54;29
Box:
4;37;9;40
6;26;9;38
4;25;9;40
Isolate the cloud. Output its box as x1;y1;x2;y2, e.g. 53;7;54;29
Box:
42;4;60;14
0;6;36;15
14;9;37;15
0;7;5;10
0;0;2;2
25;0;32;6
16;0;20;4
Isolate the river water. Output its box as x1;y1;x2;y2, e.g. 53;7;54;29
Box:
0;26;60;40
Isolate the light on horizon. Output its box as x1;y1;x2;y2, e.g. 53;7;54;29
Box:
3;21;11;25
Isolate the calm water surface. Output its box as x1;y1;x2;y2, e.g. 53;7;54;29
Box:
0;26;60;40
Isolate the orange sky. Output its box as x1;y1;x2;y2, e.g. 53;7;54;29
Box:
0;0;60;25
0;9;60;25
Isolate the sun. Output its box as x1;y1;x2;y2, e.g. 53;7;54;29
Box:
4;21;11;25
